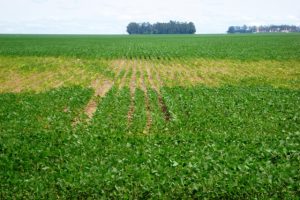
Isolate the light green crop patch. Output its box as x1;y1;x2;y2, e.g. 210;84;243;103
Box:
184;58;300;89
109;58;300;89
1;56;299;93
0;56;112;93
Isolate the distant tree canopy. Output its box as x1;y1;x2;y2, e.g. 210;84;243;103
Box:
227;25;300;34
127;21;196;34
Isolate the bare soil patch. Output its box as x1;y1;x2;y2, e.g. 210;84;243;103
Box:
84;79;113;120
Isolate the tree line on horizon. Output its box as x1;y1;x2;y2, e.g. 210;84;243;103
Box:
127;21;196;34
227;25;300;34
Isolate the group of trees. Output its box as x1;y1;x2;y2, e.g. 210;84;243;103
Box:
127;21;196;34
227;25;300;34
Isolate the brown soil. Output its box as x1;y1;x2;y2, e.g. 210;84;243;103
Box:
84;100;98;119
94;80;113;97
84;79;113;120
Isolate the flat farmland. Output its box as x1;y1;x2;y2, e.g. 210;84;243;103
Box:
0;34;300;198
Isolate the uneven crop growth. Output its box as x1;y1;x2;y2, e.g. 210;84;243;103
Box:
0;34;300;199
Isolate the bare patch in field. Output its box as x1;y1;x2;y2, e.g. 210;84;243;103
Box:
84;100;98;119
84;80;113;119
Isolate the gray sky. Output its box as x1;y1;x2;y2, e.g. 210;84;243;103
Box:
0;0;299;34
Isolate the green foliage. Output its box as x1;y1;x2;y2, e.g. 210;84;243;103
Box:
89;86;131;134
0;34;299;198
1;86;299;198
0;34;299;60
129;89;147;133
0;87;93;199
127;21;196;34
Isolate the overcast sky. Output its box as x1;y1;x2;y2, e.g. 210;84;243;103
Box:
0;0;299;34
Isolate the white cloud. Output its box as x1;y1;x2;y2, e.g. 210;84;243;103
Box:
0;0;299;34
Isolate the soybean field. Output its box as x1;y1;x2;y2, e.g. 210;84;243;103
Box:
0;34;300;199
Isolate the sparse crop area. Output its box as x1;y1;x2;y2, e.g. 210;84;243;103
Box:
0;34;300;199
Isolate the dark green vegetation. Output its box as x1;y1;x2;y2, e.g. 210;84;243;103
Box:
0;33;300;60
126;21;196;34
0;34;300;198
1;86;299;198
227;25;300;34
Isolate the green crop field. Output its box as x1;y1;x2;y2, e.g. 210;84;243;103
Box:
0;34;300;199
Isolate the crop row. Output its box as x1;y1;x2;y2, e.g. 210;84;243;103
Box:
1;34;300;60
1;85;299;198
1;56;299;94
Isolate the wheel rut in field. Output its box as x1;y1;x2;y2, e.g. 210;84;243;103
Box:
127;60;137;125
146;64;171;121
138;62;152;133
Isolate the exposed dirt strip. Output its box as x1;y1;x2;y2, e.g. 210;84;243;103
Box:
84;80;113;119
138;62;152;133
127;60;137;125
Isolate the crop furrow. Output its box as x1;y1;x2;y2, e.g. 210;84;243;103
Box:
146;62;171;122
127;60;137;126
118;61;130;89
114;59;126;79
138;61;152;133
